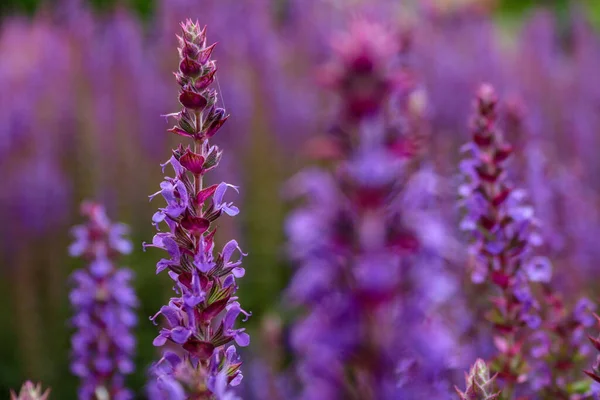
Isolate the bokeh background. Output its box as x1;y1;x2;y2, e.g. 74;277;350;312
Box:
1;0;600;398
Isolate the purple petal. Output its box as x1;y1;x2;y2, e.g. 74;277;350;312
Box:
170;327;192;344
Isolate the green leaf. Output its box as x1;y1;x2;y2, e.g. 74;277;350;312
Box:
567;379;591;394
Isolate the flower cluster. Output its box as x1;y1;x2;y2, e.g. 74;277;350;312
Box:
286;21;433;400
460;84;599;399
69;202;137;400
10;382;51;400
146;20;249;399
148;348;242;400
459;84;547;390
455;359;501;400
529;293;596;397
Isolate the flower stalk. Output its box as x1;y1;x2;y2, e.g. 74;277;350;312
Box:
146;20;249;399
459;84;547;393
286;21;422;399
69;201;137;400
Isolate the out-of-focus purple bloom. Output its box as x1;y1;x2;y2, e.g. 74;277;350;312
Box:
529;332;551;359
285;20;458;399
530;288;596;398
69;202;137;400
524;256;552;283
146;20;248;399
574;298;596;328
10;382;51;400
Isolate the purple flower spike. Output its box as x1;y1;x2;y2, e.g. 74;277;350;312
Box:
459;84;549;388
147;20;248;399
459;84;599;398
285;21;439;399
69;202;138;400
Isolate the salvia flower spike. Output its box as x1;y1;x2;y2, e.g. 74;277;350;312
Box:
10;382;51;400
146;20;248;399
459;84;548;390
286;21;426;399
455;359;501;400
69;201;137;400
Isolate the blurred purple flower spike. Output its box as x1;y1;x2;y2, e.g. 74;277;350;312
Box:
285;20;452;399
69;201;138;400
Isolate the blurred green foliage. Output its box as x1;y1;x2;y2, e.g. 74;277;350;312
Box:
0;0;155;18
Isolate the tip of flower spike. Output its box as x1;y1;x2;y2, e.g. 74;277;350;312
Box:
179;20;207;47
10;381;50;400
477;83;497;107
331;20;399;65
322;20;399;118
455;359;501;400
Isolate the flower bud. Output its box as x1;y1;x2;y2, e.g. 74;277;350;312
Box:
203;107;228;138
179;88;208;111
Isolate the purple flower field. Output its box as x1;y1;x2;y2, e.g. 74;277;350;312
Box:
2;0;600;399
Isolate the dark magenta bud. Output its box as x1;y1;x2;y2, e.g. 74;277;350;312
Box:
179;88;208;111
203;107;228;138
180;57;203;79
182;339;215;361
491;188;511;207
475;165;500;182
181;41;201;59
197;184;218;205
199;43;217;64
473;131;493;147
179;149;205;174
200;298;229;323
180;215;210;236
479;215;496;231
194;69;217;91
494;145;513;163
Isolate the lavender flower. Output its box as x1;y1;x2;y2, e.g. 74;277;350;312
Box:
10;382;51;400
69;201;137;400
455;359;501;400
146;20;249;399
459;84;547;391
